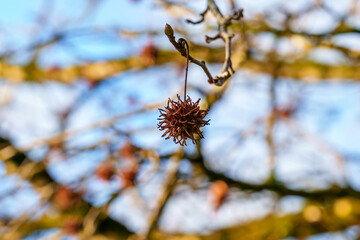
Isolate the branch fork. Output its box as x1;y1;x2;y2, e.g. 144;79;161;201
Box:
164;24;214;84
166;0;243;86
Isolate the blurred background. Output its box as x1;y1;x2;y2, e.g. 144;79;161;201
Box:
0;0;360;239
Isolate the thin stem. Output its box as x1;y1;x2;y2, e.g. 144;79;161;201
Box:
179;38;190;101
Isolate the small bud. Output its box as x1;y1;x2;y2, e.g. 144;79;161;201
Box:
164;24;174;37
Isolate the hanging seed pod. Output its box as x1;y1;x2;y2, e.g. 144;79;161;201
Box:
158;95;209;146
157;38;210;146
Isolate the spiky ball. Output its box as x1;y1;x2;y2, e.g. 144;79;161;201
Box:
157;95;210;146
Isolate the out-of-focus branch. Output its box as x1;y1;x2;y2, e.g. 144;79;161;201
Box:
187;151;360;200
1;45;360;84
0;137;132;239
18;102;162;152
150;208;360;239
139;149;183;239
265;60;281;169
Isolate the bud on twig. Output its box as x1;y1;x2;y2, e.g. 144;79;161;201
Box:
164;23;174;37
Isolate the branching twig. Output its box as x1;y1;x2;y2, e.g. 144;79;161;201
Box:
207;0;243;85
186;7;209;25
165;0;243;86
205;33;221;43
164;24;214;82
204;0;244;85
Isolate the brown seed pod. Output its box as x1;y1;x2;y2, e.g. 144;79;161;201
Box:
96;163;116;181
209;180;229;210
119;140;138;160
64;219;82;234
157;95;210;146
141;41;157;66
54;186;81;211
119;167;137;189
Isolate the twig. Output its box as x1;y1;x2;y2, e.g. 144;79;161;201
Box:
165;0;243;86
164;24;214;83
207;0;243;86
265;61;281;169
186;7;209;24
205;33;221;43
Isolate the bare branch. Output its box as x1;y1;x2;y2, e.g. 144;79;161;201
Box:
166;0;243;86
225;9;244;24
164;24;214;82
206;0;243;86
205;33;221;43
186;7;209;25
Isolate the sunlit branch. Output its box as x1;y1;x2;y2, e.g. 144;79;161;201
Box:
165;0;243;86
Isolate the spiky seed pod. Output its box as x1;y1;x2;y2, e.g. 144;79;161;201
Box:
157;95;210;146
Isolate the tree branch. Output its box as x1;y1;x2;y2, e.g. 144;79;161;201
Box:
165;0;243;86
206;0;243;86
139;149;183;239
186;7;209;25
164;24;214;83
186;152;360;201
